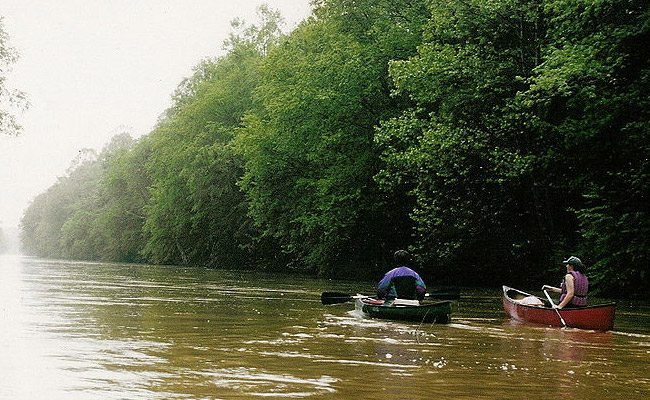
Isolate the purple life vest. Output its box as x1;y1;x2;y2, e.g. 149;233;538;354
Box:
560;271;589;307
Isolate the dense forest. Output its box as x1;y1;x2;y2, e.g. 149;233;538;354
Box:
19;0;649;298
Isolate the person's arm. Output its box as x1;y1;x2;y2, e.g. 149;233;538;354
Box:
541;284;561;293
555;274;574;309
377;274;392;299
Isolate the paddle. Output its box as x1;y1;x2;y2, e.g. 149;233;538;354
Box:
320;292;368;305
543;289;567;327
321;289;460;305
425;289;461;300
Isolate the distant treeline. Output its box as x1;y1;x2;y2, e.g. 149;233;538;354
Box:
0;227;6;253
20;1;649;297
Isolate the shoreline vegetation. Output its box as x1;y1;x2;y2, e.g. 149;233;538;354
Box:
17;1;649;298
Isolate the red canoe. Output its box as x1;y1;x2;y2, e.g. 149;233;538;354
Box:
502;286;616;331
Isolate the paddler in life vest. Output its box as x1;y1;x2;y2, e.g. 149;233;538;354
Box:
377;250;427;302
542;256;589;309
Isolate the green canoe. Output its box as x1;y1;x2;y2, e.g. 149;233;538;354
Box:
355;297;452;324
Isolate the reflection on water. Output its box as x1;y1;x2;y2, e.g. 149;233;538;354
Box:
0;255;649;399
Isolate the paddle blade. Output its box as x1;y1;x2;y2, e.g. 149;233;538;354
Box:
427;289;461;300
321;292;353;305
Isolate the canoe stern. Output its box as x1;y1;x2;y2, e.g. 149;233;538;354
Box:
356;298;452;324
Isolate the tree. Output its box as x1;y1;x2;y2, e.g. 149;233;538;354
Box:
518;0;650;295
18;1;648;298
20;155;103;258
236;0;431;277
20;133;136;260
376;0;650;294
92;133;149;262
376;0;551;285
142;6;285;268
0;17;28;136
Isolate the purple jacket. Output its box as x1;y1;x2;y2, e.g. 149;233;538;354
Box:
377;266;427;299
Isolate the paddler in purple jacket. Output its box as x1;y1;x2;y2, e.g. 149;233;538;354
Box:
377;250;427;302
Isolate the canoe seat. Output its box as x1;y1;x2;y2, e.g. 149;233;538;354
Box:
393;298;420;306
516;296;544;306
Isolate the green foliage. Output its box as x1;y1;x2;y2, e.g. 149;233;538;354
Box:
377;0;553;285
98;135;151;262
523;0;650;295
236;0;430;277
18;1;650;297
20;133;137;260
142;6;284;268
0;17;28;136
376;0;649;292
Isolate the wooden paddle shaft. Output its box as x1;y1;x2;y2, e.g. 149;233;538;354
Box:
544;290;567;327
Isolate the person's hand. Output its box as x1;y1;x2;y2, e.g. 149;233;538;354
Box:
542;285;549;291
552;304;561;309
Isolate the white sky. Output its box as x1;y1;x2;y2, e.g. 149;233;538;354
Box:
0;0;311;228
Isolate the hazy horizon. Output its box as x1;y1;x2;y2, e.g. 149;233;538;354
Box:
0;0;311;228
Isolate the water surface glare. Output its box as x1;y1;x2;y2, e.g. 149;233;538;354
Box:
1;255;648;399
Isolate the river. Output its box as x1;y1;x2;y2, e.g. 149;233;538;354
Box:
1;255;648;399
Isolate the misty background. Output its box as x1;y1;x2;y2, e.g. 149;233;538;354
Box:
0;0;311;252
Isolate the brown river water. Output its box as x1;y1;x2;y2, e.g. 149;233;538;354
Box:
1;255;648;399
